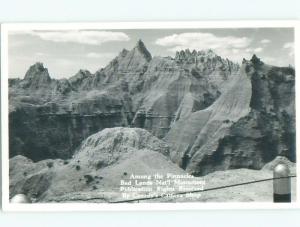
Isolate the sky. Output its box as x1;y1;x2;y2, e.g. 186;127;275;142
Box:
8;28;294;79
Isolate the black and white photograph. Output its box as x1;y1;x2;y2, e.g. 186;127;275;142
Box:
1;22;299;210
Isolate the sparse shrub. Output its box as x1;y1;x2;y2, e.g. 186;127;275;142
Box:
23;172;27;176
123;172;128;176
75;165;81;171
84;175;94;184
92;186;97;190
46;162;54;168
95;160;107;170
63;160;69;165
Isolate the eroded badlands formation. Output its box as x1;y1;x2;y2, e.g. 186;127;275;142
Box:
9;40;295;201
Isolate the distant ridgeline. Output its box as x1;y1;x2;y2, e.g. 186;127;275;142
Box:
9;40;295;176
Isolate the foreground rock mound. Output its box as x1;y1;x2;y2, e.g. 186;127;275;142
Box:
10;151;296;203
9;128;184;202
73;127;170;169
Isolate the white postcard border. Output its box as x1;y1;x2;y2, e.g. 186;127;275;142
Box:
1;20;300;211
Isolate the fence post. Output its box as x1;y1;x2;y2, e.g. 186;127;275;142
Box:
273;163;291;202
10;194;31;203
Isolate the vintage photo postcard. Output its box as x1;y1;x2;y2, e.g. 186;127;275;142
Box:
1;21;299;211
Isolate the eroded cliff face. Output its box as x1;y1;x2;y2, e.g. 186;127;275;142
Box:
131;49;238;138
165;55;295;176
9;41;239;161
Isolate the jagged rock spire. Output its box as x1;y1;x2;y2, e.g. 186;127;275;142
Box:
103;39;152;76
24;62;50;80
134;39;152;62
175;49;218;61
23;62;51;87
